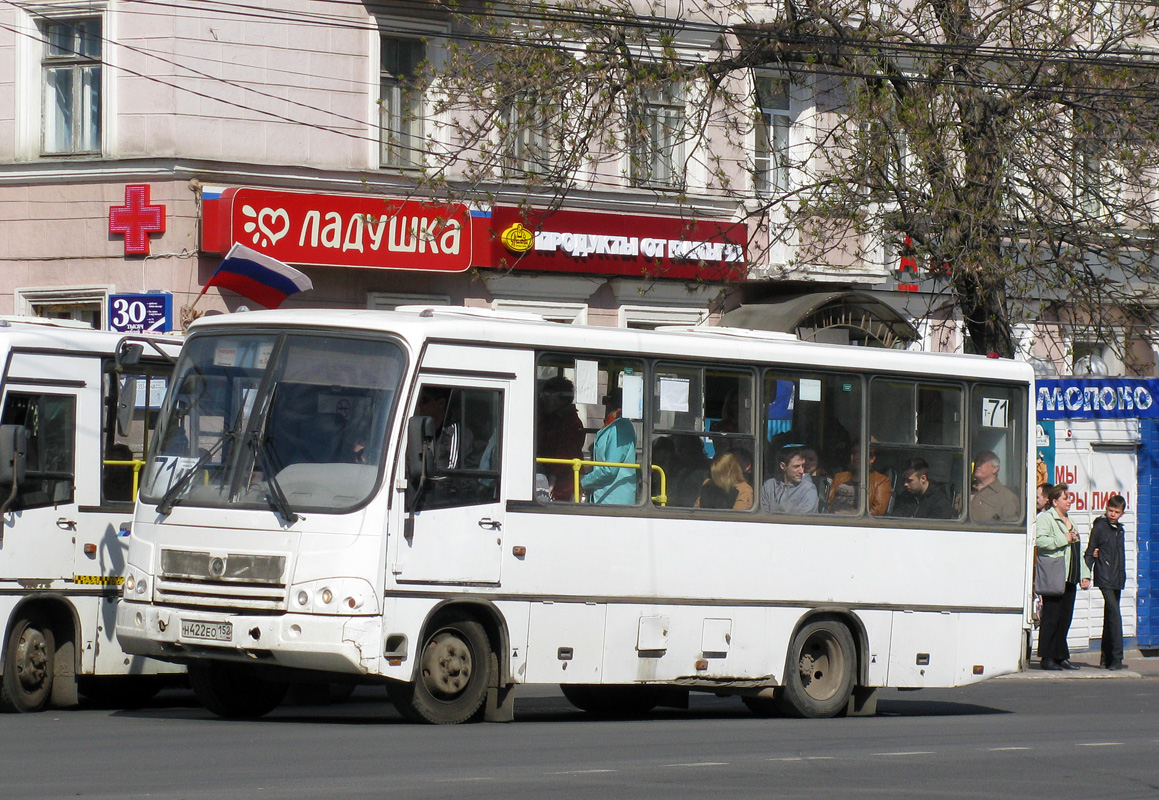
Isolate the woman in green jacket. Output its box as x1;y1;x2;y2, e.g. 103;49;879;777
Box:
1035;483;1091;670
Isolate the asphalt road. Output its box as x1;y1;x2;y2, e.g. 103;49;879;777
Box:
5;675;1158;800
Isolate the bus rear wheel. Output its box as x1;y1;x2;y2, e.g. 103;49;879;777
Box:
189;662;288;720
560;685;661;717
0;612;55;713
388;619;490;724
776;619;856;719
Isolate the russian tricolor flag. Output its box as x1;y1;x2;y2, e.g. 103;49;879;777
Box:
202;243;313;309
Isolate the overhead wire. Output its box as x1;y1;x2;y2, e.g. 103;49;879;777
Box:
8;0;1159;200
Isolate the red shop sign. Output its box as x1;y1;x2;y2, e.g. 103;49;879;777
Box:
483;207;747;281
201;187;473;272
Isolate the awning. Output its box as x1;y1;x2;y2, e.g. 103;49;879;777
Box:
722;291;920;348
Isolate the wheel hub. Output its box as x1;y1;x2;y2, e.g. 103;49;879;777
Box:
799;635;839;700
420;632;473;699
16;628;49;692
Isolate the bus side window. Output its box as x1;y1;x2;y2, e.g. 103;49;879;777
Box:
103;370;168;504
653;364;755;509
968;384;1025;525
535;354;644;506
1;392;76;509
873;380;965;519
413;386;503;511
762;372;861;516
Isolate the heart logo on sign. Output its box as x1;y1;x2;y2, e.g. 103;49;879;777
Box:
241;205;291;248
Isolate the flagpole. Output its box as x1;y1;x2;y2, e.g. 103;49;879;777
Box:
183;243;238;331
181;274;215;331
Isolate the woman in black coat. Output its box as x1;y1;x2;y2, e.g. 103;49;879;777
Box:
1084;495;1128;670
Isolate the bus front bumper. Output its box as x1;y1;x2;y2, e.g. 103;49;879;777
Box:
115;601;379;675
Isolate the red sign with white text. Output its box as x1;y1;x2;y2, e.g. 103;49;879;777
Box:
200;187;473;272
483;207;747;281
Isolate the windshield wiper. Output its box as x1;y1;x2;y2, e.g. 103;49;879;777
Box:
156;431;232;515
249;431;299;523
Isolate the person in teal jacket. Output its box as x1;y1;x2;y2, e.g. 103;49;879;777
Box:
580;390;638;505
1035;482;1091;670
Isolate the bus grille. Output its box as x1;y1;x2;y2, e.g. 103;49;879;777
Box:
157;549;287;610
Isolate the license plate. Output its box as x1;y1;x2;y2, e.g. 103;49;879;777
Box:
180;619;232;642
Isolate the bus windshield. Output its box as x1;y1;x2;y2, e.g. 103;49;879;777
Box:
140;331;406;514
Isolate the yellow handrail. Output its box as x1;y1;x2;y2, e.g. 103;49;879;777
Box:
103;458;146;500
535;457;667;505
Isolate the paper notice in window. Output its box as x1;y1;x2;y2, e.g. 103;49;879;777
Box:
799;379;822;402
574;360;599;406
622;373;644;420
659;377;690;412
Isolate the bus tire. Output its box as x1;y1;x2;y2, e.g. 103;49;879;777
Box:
388;619;490;724
189;662;288;720
776;619;856;719
560;685;661;717
0;612;55;713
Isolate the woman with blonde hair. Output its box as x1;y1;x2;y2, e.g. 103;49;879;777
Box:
696;451;754;510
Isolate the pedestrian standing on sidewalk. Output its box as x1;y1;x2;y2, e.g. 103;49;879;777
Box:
1036;482;1051;513
1036;483;1091;670
1085;495;1128;670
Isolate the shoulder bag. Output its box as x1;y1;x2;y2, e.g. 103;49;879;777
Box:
1034;549;1066;597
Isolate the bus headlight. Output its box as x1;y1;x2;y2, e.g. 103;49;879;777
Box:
288;578;378;615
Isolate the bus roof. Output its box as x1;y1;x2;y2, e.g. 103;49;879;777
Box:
0;319;182;359
187;307;1034;383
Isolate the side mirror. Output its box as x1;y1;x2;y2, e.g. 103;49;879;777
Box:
405;416;435;511
118;342;145;368
116;376;139;438
0;424;27;487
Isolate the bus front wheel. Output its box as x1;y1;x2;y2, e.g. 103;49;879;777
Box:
189;662;288;719
0;612;55;713
388;619;490;724
776;619;856;719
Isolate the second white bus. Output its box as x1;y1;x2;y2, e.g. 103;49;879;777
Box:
117;307;1035;722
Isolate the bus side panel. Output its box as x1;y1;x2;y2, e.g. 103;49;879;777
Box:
600;604;780;684
887;611;959;687
855;609;893;687
955;612;1025;683
523;602;606;684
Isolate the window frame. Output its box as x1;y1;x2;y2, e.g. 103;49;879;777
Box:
629;85;686;189
0;390;77;510
502;92;560;180
39;14;102;157
379;35;426;170
525;348;1029;531
754;75;791;196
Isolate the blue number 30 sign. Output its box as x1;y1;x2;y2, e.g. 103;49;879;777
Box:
108;293;172;333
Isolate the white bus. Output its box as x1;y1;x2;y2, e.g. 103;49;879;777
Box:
0;319;184;712
117;307;1034;723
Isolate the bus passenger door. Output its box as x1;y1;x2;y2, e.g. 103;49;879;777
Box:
0;358;91;584
394;379;507;585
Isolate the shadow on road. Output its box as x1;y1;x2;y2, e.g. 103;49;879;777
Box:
113;687;1009;725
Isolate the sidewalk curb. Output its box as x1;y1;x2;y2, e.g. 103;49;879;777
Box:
998;666;1144;680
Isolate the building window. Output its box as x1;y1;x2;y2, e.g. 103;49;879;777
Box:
380;37;425;169
630;86;685;188
41;17;101;156
754;76;790;196
504;95;556;179
16;285;111;328
1073;113;1112;216
492;299;587;324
